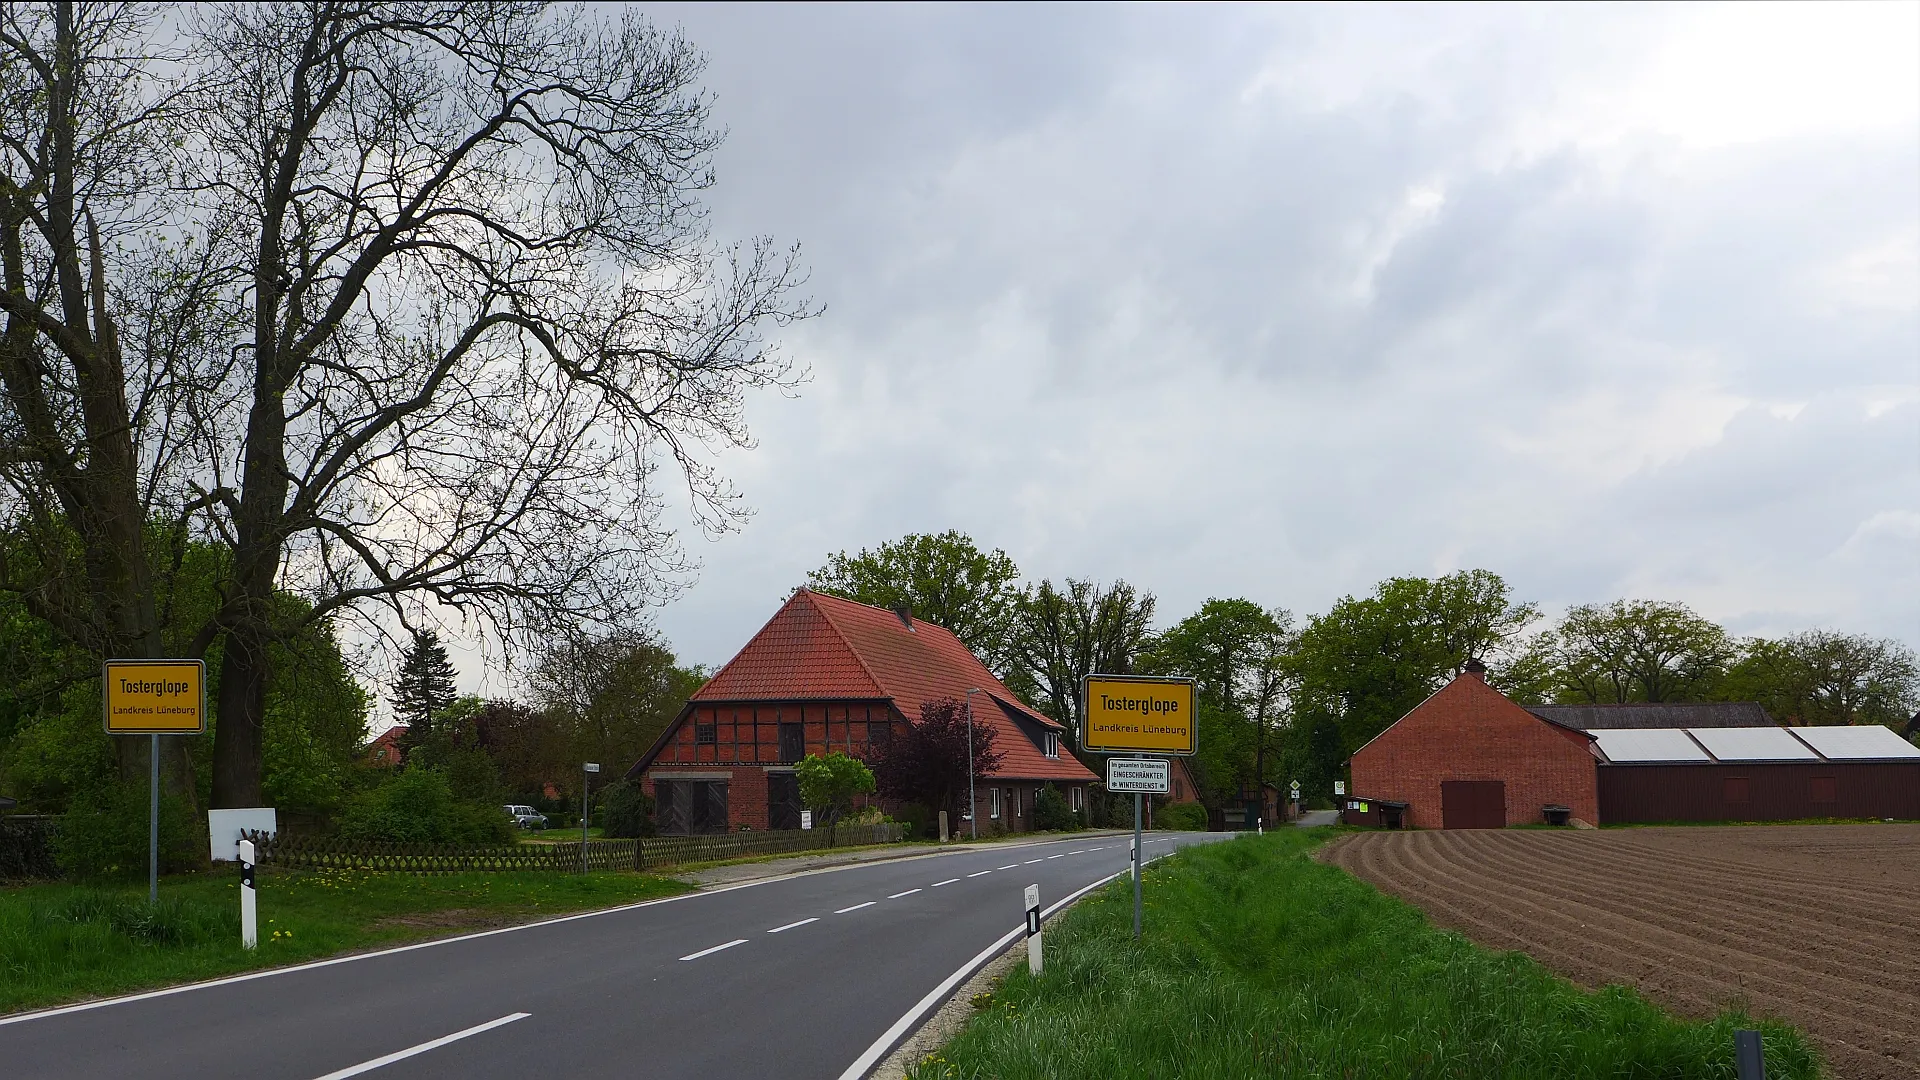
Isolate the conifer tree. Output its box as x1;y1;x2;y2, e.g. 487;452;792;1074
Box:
393;630;459;751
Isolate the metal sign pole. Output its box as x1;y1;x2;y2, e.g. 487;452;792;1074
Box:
149;733;159;905
1132;792;1143;939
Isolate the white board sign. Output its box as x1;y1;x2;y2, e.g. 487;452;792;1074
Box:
1024;884;1040;912
1334;781;1346;796
1106;758;1171;794
800;810;813;830
208;807;277;862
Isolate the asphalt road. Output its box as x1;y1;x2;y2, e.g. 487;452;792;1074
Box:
0;830;1228;1080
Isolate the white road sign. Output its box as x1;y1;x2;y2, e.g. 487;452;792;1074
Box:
800;810;813;830
1334;781;1346;796
1106;758;1171;794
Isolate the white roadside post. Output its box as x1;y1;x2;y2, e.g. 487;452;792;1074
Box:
238;839;258;949
1024;884;1042;975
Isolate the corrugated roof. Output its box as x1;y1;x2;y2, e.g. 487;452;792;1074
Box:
687;590;1096;784
1526;702;1773;730
1591;728;1713;763
1689;726;1820;761
1787;725;1920;761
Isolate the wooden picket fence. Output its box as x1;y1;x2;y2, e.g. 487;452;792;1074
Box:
241;822;904;874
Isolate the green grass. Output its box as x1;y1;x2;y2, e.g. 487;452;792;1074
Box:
0;868;688;1014
913;830;1822;1080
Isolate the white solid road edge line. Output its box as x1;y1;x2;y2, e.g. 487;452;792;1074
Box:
679;939;748;961
0;829;1149;1029
832;870;1123;1080
310;1012;530;1080
836;839;1205;1080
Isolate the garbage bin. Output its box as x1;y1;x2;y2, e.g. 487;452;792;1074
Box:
1543;804;1572;826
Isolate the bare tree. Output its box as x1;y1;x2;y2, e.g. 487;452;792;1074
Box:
2;3;812;808
0;2;212;799
1007;578;1156;744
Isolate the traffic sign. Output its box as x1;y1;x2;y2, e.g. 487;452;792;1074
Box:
1106;758;1171;794
1082;675;1196;755
103;659;205;735
1334;781;1346;796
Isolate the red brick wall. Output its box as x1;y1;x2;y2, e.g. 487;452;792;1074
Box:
1350;672;1600;828
639;766;770;829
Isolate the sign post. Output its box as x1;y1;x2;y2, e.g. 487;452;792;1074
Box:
103;659;206;905
1024;884;1042;975
1084;676;1196;942
239;839;258;949
581;762;600;874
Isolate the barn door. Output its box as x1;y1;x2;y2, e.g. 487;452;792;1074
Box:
767;772;802;830
656;780;689;835
1441;780;1506;829
688;780;730;835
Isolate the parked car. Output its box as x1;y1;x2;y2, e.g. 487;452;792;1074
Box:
503;804;548;830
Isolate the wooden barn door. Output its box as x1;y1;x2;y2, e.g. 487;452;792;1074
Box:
1441;780;1506;829
767;772;802;830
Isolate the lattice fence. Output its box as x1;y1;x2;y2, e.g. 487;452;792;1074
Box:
242;821;903;874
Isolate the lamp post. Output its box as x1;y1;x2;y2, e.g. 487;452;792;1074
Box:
581;762;600;874
964;688;982;840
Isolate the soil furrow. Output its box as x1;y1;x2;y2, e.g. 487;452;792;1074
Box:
1325;826;1920;1080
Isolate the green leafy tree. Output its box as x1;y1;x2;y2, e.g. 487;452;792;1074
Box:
392;631;458;754
794;751;875;847
1140;599;1295;809
1720;631;1919;728
807;532;1023;667
601;778;655;838
1291;570;1537;749
1005;578;1157;741
1031;784;1079;831
1548;600;1733;703
522;631;706;801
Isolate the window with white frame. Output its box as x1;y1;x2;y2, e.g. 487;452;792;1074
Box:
990;787;1001;819
1070;786;1082;812
1044;733;1059;758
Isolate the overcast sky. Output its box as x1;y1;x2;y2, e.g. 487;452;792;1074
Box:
462;2;1918;690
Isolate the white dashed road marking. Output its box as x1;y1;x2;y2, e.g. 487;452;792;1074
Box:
996;864;1018;870
767;918;817;934
966;870;993;878
1045;854;1065;859
1024;859;1043;865
888;889;920;899
931;878;960;887
835;902;876;914
679;939;748;961
311;1013;531;1080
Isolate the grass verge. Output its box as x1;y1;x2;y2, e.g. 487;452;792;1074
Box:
0;868;687;1015
912;830;1821;1079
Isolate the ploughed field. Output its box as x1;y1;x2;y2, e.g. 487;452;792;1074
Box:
1326;825;1920;1080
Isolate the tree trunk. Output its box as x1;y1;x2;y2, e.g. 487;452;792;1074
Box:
211;635;269;808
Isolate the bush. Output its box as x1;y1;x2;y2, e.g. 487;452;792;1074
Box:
1032;784;1077;831
335;767;512;845
1155;802;1209;831
893;801;933;840
601;779;654;839
54;782;202;879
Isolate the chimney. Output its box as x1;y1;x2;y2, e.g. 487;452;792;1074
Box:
1462;657;1487;676
893;603;913;630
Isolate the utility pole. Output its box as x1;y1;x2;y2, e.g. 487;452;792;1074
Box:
965;688;982;840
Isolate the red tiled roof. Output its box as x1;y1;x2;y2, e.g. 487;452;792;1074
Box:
689;590;1096;783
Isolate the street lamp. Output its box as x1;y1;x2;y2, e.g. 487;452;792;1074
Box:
964;688;982;841
581;762;600;874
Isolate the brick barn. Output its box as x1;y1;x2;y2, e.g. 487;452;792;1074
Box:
1349;663;1920;828
627;589;1097;835
1349;661;1602;828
